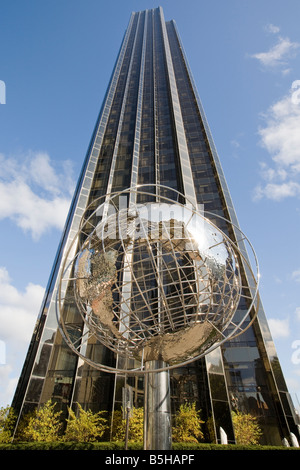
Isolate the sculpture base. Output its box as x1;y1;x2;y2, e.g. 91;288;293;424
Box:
144;360;172;450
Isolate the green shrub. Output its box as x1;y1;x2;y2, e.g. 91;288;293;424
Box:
0;405;17;443
231;411;262;445
63;403;108;442
172;402;204;443
111;407;143;442
21;400;63;442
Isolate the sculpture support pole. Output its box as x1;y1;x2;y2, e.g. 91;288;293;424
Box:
144;360;172;450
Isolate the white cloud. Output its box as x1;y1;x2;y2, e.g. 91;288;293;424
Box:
251;36;299;68
257;161;288;182
0;267;45;344
254;83;300;201
230;139;240;149
268;317;290;339
295;307;300;321
0;365;17;408
259;88;300;170
0;152;74;239
0;267;45;407
254;181;300;201
292;270;300;283
29;152;61;194
265;24;280;34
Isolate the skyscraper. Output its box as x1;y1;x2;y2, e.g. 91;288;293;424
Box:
12;7;299;445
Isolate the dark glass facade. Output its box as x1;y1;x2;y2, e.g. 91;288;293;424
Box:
12;7;299;445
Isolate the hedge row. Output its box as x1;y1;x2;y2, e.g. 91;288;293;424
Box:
0;441;299;451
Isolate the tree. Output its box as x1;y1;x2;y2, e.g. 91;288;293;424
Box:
23;400;62;442
172;402;204;443
64;403;108;442
231;411;262;445
0;406;16;443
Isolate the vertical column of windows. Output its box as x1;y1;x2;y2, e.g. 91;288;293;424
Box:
110;12;145;195
166;22;224;220
128;10;147;203
137;10;155;198
152;9;160;196
88;13;139;207
153;8;180;200
159;7;197;206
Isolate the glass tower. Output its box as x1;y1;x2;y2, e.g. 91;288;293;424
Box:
12;7;299;445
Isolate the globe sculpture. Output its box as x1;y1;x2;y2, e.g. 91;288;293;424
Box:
56;185;259;449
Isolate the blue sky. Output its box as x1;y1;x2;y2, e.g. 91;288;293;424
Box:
0;0;300;414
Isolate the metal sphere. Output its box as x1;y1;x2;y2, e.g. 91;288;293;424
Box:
56;186;259;374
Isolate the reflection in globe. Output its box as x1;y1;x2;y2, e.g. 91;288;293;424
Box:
57;186;259;374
